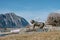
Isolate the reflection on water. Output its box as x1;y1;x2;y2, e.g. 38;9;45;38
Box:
0;34;8;36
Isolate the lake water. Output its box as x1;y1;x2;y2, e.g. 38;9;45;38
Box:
0;34;8;36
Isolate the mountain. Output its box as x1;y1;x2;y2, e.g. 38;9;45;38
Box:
0;13;29;28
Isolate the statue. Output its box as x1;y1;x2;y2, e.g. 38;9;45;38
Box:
30;20;45;30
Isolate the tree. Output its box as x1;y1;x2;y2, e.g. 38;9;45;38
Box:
46;13;60;26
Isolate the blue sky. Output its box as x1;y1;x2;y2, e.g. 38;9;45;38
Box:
0;0;60;22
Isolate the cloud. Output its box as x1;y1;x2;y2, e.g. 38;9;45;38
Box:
0;8;15;14
53;10;60;13
0;8;59;23
0;9;49;22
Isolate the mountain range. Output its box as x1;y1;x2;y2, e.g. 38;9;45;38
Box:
0;13;29;28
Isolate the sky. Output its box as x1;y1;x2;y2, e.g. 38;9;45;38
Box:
0;0;60;22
